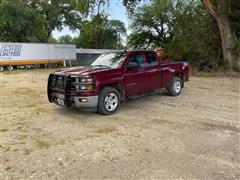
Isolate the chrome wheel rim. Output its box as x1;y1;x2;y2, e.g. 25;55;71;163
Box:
174;80;181;93
104;92;118;112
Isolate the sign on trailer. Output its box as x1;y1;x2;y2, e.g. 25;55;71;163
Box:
0;42;76;67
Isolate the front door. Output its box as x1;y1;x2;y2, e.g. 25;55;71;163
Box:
123;53;147;96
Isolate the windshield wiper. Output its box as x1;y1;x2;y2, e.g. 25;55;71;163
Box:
91;65;110;68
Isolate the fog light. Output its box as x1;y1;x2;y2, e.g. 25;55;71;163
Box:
79;98;88;103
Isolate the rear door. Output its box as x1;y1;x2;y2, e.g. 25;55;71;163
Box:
144;51;162;91
123;52;148;96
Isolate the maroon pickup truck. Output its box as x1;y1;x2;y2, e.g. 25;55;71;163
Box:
48;50;189;115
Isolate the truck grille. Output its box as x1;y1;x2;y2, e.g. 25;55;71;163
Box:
50;75;75;91
47;74;76;107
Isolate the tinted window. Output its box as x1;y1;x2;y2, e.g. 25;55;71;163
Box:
127;54;145;68
146;52;158;67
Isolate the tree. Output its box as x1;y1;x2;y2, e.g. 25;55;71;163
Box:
108;20;126;48
127;0;224;71
200;0;239;69
48;36;58;43
58;35;73;44
123;0;240;69
0;0;36;42
0;0;84;42
28;0;82;42
128;0;174;48
75;14;126;49
76;0;107;16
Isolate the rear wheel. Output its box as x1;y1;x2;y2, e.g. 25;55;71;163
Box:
7;65;14;71
167;77;182;96
97;87;120;115
0;66;4;71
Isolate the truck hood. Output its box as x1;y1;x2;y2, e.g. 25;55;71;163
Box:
53;66;112;76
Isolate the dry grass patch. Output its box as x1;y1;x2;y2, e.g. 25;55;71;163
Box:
151;118;174;125
5;166;12;171
16;134;28;140
36;139;51;149
24;148;33;155
14;87;40;97
35;107;50;113
95;126;118;134
0;128;8;132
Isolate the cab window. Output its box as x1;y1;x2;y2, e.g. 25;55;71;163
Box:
146;52;158;67
127;54;145;68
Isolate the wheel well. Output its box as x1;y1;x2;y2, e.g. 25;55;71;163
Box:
100;83;125;101
175;72;184;87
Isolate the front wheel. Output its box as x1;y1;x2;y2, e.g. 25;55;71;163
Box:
167;77;183;96
97;87;120;115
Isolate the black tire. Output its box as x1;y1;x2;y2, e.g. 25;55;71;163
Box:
167;77;183;96
97;87;120;115
7;65;14;71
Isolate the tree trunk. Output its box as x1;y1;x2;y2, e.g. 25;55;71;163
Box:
201;0;239;69
217;12;237;68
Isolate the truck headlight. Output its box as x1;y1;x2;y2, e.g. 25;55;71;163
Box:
75;76;95;92
80;77;93;83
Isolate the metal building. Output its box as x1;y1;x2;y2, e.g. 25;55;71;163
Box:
76;49;113;65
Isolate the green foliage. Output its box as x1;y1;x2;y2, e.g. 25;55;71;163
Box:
0;0;82;42
0;0;36;42
58;35;73;44
229;0;240;59
128;0;223;71
76;0;107;16
48;36;58;43
28;0;82;42
75;14;126;49
229;0;240;39
128;0;174;48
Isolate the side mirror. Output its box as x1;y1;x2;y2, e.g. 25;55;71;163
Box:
126;62;139;69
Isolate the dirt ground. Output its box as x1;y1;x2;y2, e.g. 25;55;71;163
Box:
0;69;239;179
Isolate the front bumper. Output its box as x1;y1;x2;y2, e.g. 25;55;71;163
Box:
53;93;98;108
48;74;99;108
73;95;98;108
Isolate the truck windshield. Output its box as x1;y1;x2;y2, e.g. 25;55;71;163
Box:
90;52;126;69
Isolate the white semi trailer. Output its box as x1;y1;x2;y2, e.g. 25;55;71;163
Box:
0;42;76;71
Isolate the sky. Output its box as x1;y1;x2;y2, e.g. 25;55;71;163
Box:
52;1;129;39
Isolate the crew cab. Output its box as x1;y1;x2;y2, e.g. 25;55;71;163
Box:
47;50;189;115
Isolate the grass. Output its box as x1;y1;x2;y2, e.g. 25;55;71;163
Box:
16;134;28;140
5;166;12;171
23;103;38;108
4;146;10;152
14;87;40;97
151;119;173;125
2;69;25;74
24;148;33;155
32;128;43;133
36;140;51;149
35;107;49;113
55;140;65;145
0;128;8;132
95;126;118;134
2;68;60;75
191;69;239;78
